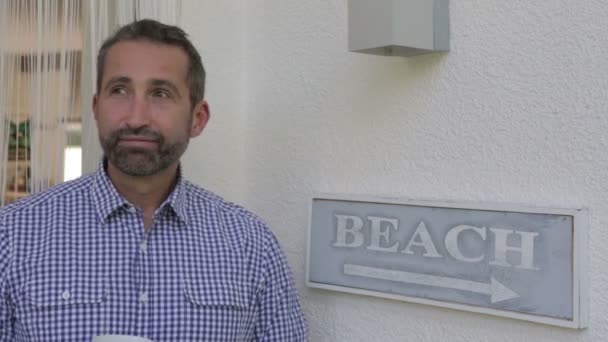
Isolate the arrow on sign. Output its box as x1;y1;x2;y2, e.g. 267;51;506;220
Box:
344;264;519;304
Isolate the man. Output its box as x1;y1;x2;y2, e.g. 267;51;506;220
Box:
0;19;307;341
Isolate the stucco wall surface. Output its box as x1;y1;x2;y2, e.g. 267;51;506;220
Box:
184;1;608;340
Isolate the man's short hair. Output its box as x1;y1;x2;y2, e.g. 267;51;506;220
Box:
96;19;205;109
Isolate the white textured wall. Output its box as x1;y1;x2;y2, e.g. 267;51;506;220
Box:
184;1;608;341
180;0;245;203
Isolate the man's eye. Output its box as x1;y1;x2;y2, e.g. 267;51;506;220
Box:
110;87;127;95
152;89;171;98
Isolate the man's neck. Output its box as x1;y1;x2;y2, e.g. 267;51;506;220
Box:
106;161;179;216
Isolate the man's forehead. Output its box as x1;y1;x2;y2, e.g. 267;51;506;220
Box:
106;39;187;57
102;40;189;82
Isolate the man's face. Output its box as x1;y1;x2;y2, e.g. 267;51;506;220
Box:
93;40;208;177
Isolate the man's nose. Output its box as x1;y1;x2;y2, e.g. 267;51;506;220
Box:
126;94;150;127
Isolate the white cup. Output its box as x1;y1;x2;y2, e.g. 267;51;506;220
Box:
92;335;153;342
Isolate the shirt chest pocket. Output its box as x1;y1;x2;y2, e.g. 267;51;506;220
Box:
180;276;254;340
19;277;108;341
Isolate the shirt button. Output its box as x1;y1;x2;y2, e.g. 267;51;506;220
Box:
140;240;147;253
62;290;71;300
126;205;136;214
139;291;148;303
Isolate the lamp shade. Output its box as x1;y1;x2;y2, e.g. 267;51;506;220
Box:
348;0;449;57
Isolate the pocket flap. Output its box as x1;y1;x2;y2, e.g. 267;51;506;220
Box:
26;278;107;308
183;278;249;308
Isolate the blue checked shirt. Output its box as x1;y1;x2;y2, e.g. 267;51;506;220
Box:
0;163;307;341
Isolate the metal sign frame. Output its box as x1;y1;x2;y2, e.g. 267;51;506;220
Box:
306;194;589;328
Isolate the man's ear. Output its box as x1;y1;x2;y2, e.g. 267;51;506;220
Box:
92;94;99;121
190;100;210;138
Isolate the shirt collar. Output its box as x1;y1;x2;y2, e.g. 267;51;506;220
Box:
163;166;189;225
91;159;189;226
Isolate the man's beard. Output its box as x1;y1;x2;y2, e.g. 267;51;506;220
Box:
100;126;188;177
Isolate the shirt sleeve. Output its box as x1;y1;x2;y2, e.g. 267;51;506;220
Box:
0;220;14;341
255;232;308;341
